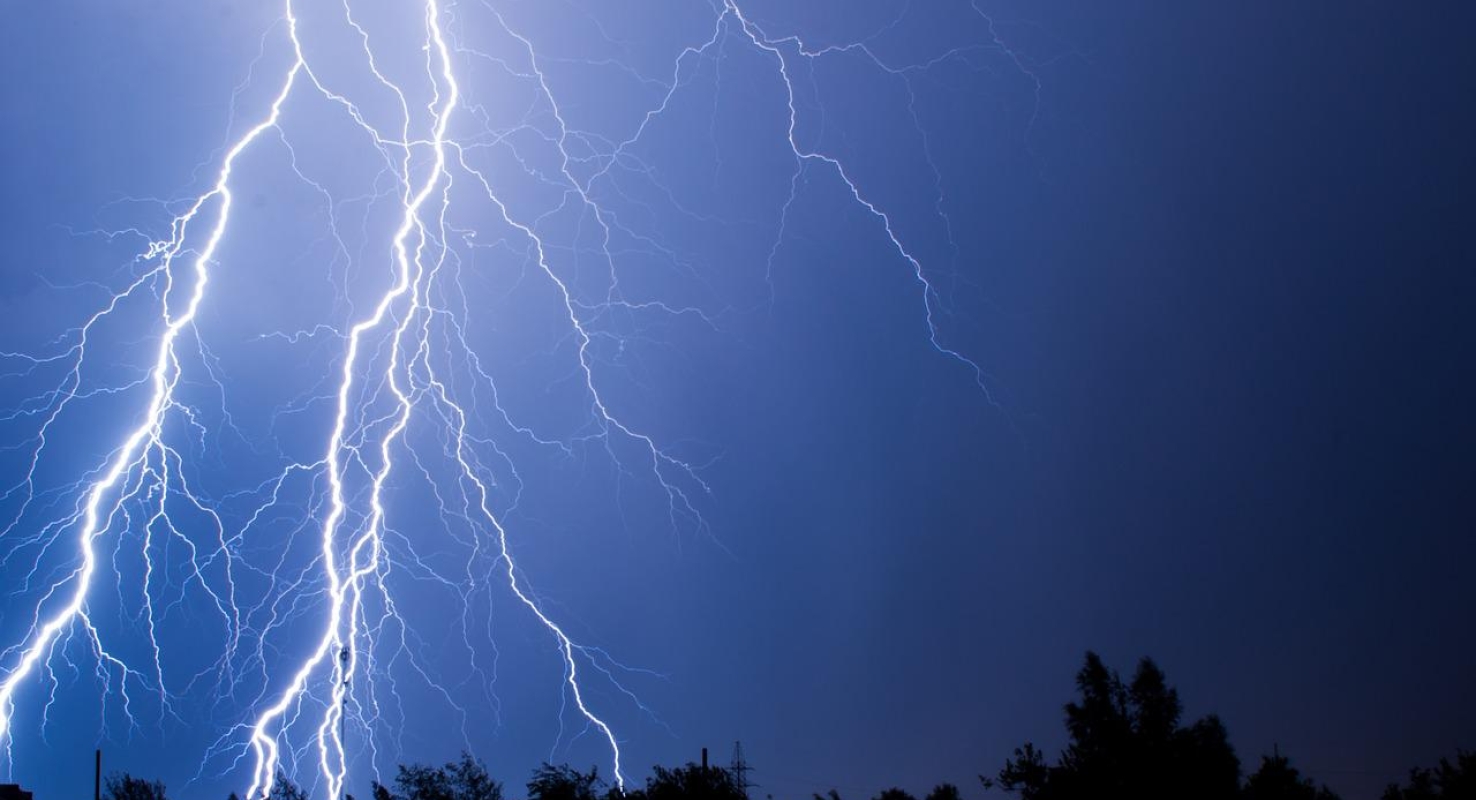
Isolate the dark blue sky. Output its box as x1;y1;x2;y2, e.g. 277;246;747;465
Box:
1;3;1472;800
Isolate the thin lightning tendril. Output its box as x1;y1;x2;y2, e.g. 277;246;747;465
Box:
0;0;1026;795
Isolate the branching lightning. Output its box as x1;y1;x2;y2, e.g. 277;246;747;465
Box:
0;0;1029;795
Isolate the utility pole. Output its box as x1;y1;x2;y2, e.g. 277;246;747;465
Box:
729;741;754;800
94;749;101;800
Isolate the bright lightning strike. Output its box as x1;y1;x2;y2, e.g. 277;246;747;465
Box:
0;1;1026;796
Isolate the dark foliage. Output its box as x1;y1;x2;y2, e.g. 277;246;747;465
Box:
527;764;604;800
627;762;745;800
373;752;503;800
269;773;311;800
992;652;1241;800
113;654;1466;800
104;773;169;800
1383;751;1476;800
1243;752;1340;800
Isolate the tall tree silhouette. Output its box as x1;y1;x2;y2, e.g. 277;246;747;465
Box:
1382;751;1476;800
991;652;1240;800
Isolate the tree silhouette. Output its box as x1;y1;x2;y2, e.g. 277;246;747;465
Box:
1382;750;1476;800
527;764;604;800
171;695;1476;800
636;762;745;800
284;777;312;800
989;743;1050;800
1172;715;1240;796
992;652;1240;800
103;773;168;800
372;752;502;800
1243;751;1340;800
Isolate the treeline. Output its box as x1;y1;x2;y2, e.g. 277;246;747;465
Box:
981;652;1472;800
101;652;1473;800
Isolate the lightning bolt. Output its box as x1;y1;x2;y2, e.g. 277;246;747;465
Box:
0;1;1025;796
0;22;299;763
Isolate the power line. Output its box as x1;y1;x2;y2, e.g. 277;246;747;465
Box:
731;741;757;800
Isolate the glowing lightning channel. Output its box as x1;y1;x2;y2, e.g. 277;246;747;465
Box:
244;1;634;796
0;38;303;762
239;1;469;797
0;0;1022;795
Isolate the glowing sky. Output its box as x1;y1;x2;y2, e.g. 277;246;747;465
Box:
2;3;1473;800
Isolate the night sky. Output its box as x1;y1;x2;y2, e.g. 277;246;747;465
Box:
1;3;1473;800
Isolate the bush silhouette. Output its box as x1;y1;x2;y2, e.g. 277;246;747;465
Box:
104;774;168;800
1243;751;1340;800
373;752;503;800
527;763;605;800
633;762;745;800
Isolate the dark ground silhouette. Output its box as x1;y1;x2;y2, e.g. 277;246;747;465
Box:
94;652;1472;800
